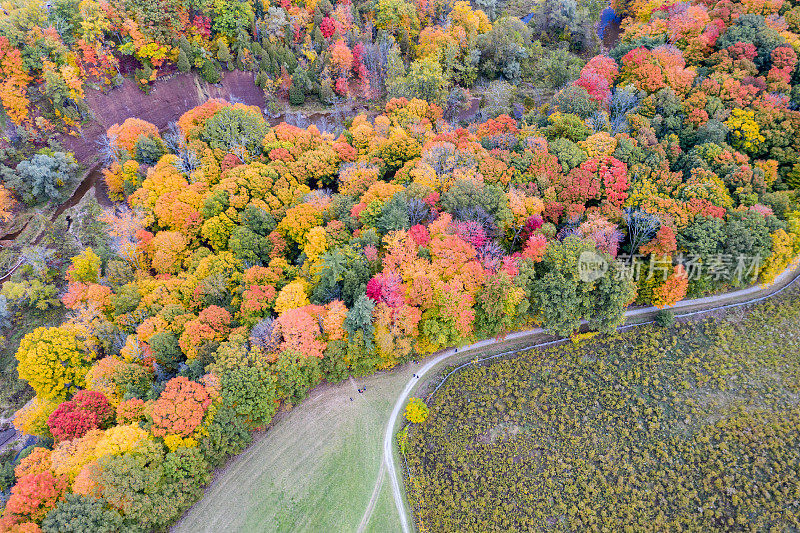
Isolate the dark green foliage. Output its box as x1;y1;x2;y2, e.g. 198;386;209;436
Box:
255;69;270;89
530;0;598;54
340;253;373;305
693;118;728;146
42;494;123;533
612;136;646;167
533;47;584;90
241;204;275;234
217;41;233;69
441;181;510;226
321;339;350;383
650;88;684;139
201;60;222;84
133;135;166;165
289;65;310;106
655;309;675;327
148;331;184;372
343;332;381;376
289;80;306;106
761;191;799;219
228;225;272;265
177;49;191;73
377;192;410;235
524;236;635;336
311;246;372;306
199;402;253;467
723;210;781;265
551;85;598;119
200;105;268;155
111;282;141;317
271;350;322;404
344;294;375;347
717;14;785;71
216;342;279;429
202;189;230;219
331;194;359;233
116;361;155;400
97;441;210;532
0;460;15;492
477;17;533;82
677;215;724;259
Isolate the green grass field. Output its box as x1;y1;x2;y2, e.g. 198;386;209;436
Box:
173;366;411;533
172;322;571;532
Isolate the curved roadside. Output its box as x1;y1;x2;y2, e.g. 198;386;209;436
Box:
380;257;800;533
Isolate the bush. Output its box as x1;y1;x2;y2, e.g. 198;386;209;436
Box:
654;309;675;328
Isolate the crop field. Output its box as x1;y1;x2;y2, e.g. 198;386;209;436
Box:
173;367;409;533
404;288;800;531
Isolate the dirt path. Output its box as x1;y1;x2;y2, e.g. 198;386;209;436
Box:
377;257;800;533
356;462;386;533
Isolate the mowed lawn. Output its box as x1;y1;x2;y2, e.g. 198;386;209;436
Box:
172;365;411;533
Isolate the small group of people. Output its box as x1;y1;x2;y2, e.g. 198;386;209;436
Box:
350;386;366;401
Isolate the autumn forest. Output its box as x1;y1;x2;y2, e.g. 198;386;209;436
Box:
1;0;800;528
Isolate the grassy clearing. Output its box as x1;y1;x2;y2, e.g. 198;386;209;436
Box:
404;288;800;531
173;365;411;533
363;478;403;533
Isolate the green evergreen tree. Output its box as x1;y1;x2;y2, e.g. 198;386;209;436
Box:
217;42;233;70
202;60;222;83
177;49;191;73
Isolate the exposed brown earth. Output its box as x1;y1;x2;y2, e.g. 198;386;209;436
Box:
58;70;267;168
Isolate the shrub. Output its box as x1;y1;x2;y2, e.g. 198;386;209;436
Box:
655;309;675;327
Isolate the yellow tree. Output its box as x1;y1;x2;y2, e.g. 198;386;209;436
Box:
16;327;96;401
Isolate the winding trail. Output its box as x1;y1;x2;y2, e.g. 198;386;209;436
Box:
356;462;386;533
375;258;800;533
